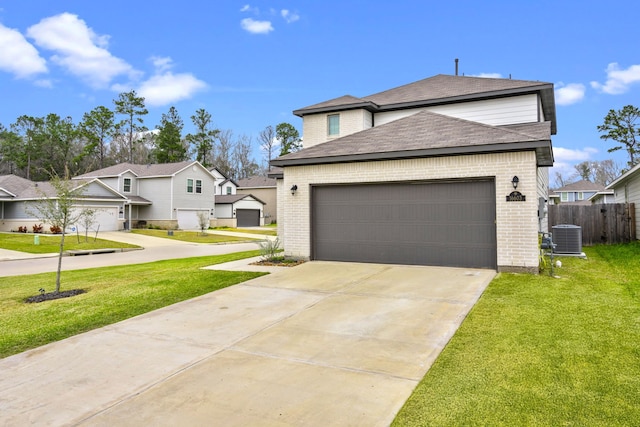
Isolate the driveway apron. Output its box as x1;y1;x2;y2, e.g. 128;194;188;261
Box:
0;261;495;426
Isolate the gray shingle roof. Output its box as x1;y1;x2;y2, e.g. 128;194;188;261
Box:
293;75;556;134
554;180;605;192
215;194;265;205
75;161;195;179
236;175;277;188
271;110;553;167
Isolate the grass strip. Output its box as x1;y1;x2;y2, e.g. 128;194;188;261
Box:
393;243;640;426
0;232;139;254
131;229;260;242
0;250;264;358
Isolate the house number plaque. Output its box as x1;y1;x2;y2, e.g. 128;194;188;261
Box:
506;191;526;202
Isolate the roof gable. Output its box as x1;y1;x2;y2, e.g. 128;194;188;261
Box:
236;175;277;188
555;180;605;192
215;194;265;205
607;162;640;190
75;161;210;180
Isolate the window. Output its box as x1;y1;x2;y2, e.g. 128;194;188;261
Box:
123;178;131;193
195;180;202;194
226;186;232;195
327;114;340;136
577;192;584;201
560;192;568;202
187;179;194;193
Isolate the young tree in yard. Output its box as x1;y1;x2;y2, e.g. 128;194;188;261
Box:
186;108;219;168
276;122;301;156
114;90;148;163
79;106;115;170
155;106;186;163
597;105;640;169
31;172;87;293
259;125;278;170
77;207;97;243
197;210;210;236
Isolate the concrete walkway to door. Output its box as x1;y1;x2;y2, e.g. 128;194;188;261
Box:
0;261;495;426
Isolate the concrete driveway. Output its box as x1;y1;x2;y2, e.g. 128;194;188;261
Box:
0;261;495;426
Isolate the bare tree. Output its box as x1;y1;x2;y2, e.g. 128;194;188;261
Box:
197;210;210;236
214;129;235;178
259;125;278;171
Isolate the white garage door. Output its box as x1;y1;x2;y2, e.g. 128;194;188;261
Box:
177;210;202;230
70;207;120;232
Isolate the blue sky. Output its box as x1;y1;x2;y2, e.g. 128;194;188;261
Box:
1;0;639;183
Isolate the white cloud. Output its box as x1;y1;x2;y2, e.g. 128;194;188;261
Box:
26;13;138;88
0;23;47;78
550;147;599;181
281;9;300;23
150;56;173;73
34;79;53;88
241;18;274;34
137;71;207;107
590;62;640;95
473;73;503;78
555;82;585;106
240;4;258;13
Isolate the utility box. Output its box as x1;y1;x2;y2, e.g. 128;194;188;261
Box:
552;224;582;254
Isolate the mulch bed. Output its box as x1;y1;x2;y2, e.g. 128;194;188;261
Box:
25;289;86;303
251;258;306;267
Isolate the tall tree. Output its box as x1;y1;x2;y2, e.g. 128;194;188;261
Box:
276;122;301;156
597;105;640;168
572;160;621;186
155;106;186;163
40;114;78;178
0;124;22;175
259;125;278;171
11;115;44;180
233;134;259;180
79;106;115;169
214;129;235;178
185;108;219;167
113;90;148;163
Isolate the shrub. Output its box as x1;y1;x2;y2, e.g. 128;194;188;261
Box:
258;237;281;261
32;224;43;233
50;225;62;234
18;226;28;233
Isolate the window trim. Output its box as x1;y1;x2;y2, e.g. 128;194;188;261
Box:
560;192;568;202
577;192;584;201
187;178;194;194
195;179;202;194
226;186;232;195
327;114;340;137
123;177;131;193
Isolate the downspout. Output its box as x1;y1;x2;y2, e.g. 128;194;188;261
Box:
170;176;174;219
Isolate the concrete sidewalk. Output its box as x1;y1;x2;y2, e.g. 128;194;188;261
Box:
0;261;495;426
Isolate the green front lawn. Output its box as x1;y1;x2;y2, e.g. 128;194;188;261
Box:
0;232;139;254
211;226;278;236
393;243;640;426
0;250;264;358
131;229;259;243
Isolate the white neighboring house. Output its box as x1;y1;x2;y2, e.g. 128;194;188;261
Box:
271;74;557;273
606;162;640;239
74;161;216;230
0;174;127;232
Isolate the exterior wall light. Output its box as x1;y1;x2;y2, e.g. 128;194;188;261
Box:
290;185;298;195
512;176;519;189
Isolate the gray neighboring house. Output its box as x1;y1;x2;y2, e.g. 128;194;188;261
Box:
271;74;557;272
606;162;640;238
236;174;278;224
549;180;605;205
74;161;216;230
0;174;127;232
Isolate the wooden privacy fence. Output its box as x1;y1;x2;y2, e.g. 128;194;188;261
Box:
548;203;636;245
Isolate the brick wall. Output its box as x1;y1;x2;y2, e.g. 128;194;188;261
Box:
278;151;541;272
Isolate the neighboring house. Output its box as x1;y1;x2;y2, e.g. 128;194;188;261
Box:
271;74;557;273
74;161;216;230
214;194;266;227
0;174;127;232
551;180;605;205
606;163;640;238
587;190;615;204
236;174;278;224
210;168;238;195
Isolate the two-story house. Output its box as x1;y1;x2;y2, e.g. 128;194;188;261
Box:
271;74;556;272
75;161;216;230
549;180;606;205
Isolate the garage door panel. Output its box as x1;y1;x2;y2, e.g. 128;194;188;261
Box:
236;209;260;227
312;180;496;269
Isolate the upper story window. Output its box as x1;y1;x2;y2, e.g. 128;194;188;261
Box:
226;186;232;195
327;114;340;136
187;179;202;194
560;192;568;202
123;178;131;193
577;192;584;201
